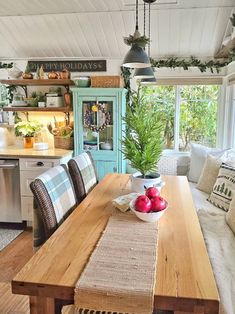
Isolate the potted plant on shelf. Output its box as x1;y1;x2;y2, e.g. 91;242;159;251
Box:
22;62;33;79
15;120;43;148
122;86;163;192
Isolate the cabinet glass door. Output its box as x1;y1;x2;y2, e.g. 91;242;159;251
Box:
82;98;114;152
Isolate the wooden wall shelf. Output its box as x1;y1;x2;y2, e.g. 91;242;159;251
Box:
0;79;73;118
2;106;71;112
0;79;74;86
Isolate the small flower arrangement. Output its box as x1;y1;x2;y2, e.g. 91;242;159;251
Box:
57;126;74;138
15;120;43;137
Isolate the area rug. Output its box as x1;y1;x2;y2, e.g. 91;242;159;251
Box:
0;228;23;251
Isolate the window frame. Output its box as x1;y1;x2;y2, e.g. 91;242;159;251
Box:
151;84;222;154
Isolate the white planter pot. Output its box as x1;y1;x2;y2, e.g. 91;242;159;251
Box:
130;172;162;193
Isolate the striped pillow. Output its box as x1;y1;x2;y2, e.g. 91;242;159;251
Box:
207;163;235;211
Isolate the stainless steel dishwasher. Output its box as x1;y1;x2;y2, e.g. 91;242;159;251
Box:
0;159;22;222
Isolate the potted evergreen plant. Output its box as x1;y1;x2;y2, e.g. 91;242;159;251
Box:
122;86;164;192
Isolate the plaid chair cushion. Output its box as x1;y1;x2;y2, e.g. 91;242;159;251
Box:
30;164;77;249
69;152;98;195
37;165;76;223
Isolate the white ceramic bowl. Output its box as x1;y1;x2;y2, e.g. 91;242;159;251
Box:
73;77;90;87
33;142;49;151
129;199;168;223
8;69;23;79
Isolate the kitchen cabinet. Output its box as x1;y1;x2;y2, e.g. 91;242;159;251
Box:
19;154;72;221
71;87;126;180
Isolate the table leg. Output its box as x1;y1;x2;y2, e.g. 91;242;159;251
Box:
30;296;55;314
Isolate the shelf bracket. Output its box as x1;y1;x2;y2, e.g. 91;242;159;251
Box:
22;111;29;121
20;85;28;98
65;85;70;93
64;111;70;126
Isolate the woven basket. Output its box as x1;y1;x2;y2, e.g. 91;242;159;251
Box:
54;136;74;150
91;76;124;88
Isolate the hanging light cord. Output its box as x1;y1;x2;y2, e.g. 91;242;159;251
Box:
148;2;151;57
135;0;139;31
143;1;146;36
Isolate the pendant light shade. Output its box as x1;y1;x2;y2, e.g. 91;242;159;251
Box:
141;76;157;83
134;66;155;79
122;0;151;68
123;45;151;68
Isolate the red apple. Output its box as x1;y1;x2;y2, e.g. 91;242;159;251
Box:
151;196;167;212
135;195;152;213
145;187;160;199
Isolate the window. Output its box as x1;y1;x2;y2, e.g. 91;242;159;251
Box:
142;85;219;151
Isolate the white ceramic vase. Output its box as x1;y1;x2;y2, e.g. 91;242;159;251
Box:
130;172;162;193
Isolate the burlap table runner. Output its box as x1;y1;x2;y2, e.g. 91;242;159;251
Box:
74;212;158;314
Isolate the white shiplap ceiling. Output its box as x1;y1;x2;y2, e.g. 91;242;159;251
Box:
0;0;234;60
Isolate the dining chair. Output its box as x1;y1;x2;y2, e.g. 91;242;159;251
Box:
68;151;98;204
30;164;77;249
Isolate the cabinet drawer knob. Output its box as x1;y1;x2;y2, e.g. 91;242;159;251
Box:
36;161;44;167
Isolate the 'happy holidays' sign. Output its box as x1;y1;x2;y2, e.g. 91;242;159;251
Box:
28;60;107;72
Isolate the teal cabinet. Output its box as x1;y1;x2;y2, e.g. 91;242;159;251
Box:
71;87;126;180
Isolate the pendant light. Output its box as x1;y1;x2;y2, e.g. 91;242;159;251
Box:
140;0;157;83
122;0;151;68
135;66;155;79
141;77;157;83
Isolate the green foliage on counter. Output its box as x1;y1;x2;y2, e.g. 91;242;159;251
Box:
14;120;43;137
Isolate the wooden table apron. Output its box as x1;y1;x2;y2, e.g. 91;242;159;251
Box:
12;174;219;314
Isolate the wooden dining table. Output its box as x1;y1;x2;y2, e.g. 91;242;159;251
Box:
12;173;219;314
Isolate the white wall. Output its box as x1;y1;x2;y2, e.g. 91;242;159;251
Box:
0;59;123;79
1;58;235;149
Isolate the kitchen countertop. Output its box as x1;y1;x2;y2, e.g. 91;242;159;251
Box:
0;145;73;158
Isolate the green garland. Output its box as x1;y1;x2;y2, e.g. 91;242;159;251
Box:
150;52;235;74
123;35;150;48
121;66;132;106
120;50;235;105
0;62;13;69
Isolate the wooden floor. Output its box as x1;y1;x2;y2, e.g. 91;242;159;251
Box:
0;229;33;314
0;229;173;314
0;230;73;314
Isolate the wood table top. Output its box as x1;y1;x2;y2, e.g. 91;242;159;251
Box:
12;174;219;313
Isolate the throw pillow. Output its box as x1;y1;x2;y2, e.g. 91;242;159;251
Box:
220;148;235;166
226;195;235;234
188;143;223;183
197;155;221;194
207;163;235;211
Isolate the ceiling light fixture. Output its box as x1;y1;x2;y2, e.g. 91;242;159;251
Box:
134;0;156;79
122;0;151;68
140;0;157;82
